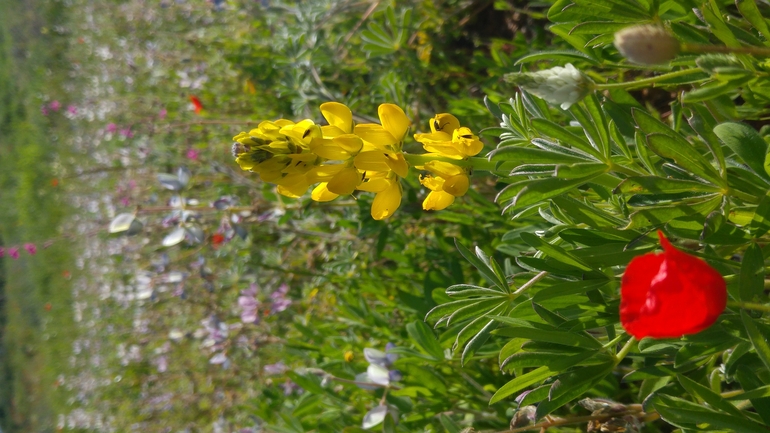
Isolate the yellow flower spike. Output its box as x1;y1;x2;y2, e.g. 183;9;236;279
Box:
385;152;409;178
281;153;318;175
311;183;340;202
280;120;321;146
354;150;392;172
354;124;398;148
423;190;455;211
327;166;362;195
443;174;470;197
430;113;460;134
378;103;410;142
371;179;402;220
320;102;354;134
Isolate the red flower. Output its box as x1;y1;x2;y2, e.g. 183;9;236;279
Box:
620;231;726;339
190;95;203;114
211;233;225;248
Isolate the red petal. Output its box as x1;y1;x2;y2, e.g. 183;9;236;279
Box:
620;231;726;339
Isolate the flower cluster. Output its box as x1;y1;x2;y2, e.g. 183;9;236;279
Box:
413;113;482;210
232;103;484;219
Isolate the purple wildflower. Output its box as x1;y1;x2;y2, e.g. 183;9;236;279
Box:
41;105;50;116
67;105;77;115
238;284;259;324
119;128;134;138
270;283;292;313
159;108;167;120
106;123;118;133
263;361;287;375
186;148;200;161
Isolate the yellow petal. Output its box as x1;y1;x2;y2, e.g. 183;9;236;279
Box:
311;183;339;202
275;173;311;197
309;138;351;160
385;152;409;178
419;174;444;191
422;190;455;211
333;134;363;154
430;113;460;134
378;104;410;141
424;160;464;178
327;167;361;195
321;125;347;138
453;127;484;156
354;150;391;172
320;102;353;133
354;124;397;148
357;177;391;193
371;181;401;220
307;164;345;182
443;174;470;197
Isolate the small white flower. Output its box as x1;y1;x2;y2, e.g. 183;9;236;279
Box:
505;63;594;109
614;25;680;65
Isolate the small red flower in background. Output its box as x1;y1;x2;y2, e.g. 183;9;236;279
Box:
190;95;203;114
620;231;726;339
211;233;225;248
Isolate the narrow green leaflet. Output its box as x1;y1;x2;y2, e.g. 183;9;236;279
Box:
520;232;593;272
739;242;764;302
750;191;770;238
454;239;509;292
736;0;770;45
677;374;746;418
514;172;606;208
614;176;723;195
713;122;770;183
626;194;722;229
551;196;625;228
645;133;725;187
653;394;768;433
535;360;615;418
406;321;444;360
531;117;601;160
489;350;596;404
489;146;590;165
741;310;770;372
489;316;603;349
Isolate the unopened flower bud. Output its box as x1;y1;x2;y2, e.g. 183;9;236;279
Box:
504;64;594;110
614;25;680;65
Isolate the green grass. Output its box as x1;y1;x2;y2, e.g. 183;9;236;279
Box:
0;0;82;431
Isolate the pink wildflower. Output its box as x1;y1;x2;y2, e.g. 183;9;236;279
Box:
186;148;200;161
106;123;118;133
41;105;50;116
159;108;167;120
24;243;37;255
49;100;61;111
119;128;134;138
67;105;77;115
8;247;19;259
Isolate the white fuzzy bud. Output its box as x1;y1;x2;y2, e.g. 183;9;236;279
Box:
504;63;594;110
614;25;680;65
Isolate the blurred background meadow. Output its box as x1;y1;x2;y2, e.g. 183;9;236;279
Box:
4;0;770;432
0;0;533;431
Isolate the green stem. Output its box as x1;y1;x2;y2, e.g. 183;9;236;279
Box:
594;68;704;90
614;337;636;365
682;43;770;57
727;300;770;313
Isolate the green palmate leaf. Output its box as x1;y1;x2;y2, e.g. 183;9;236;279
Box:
425;298;484;324
741;310;770;372
531;118;601;160
406;321;444;360
514;172;605;208
645;133;725;187
626;194;722;229
750;191;770;238
572;243;656;268
677;374;746;418
536;360;615;418
614;176;723;195
713;122;770;183
520;232;593;272
740;242;764;302
445;298;509;326
454;239;509;292
653;394;769;433
489;350;596;404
